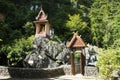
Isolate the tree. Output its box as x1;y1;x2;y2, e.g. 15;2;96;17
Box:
89;0;120;48
66;14;88;41
6;36;34;67
66;8;92;43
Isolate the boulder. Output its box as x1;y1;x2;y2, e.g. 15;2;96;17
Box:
23;37;70;68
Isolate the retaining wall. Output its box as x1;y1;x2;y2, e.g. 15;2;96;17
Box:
0;66;65;78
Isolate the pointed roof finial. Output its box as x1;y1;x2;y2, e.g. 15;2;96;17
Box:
74;31;78;36
67;31;85;48
35;6;47;21
40;5;43;10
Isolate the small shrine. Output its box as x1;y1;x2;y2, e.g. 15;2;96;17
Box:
34;8;51;38
67;32;86;75
67;32;85;48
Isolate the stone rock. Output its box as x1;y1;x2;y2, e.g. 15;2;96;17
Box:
23;37;70;68
112;69;120;78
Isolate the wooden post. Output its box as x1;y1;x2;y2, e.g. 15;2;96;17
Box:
71;52;75;75
35;23;40;34
80;49;85;75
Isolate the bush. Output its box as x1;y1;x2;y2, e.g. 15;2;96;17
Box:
74;52;80;59
97;48;120;79
22;22;35;36
111;39;120;49
51;35;61;42
0;36;34;67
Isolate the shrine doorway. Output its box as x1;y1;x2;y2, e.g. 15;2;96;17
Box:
67;32;86;75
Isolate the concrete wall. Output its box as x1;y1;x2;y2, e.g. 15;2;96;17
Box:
0;66;65;78
84;66;99;76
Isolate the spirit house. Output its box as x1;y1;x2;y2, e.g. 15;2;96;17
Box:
34;8;51;38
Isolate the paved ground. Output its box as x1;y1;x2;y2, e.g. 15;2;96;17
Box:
0;74;103;80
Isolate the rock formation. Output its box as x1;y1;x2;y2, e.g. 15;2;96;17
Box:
23;37;70;68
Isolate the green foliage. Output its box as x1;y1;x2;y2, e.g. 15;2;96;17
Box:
74;52;80;59
0;0;92;44
51;35;61;43
6;36;34;66
66;14;87;31
89;0;120;48
97;48;120;79
1;0;120;67
22;22;35;36
0;0;36;45
111;39;120;49
66;14;91;43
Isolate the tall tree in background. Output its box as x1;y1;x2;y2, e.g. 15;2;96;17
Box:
1;0;120;50
0;0;93;43
1;0;120;67
40;0;75;40
0;0;32;44
89;0;120;48
66;0;93;43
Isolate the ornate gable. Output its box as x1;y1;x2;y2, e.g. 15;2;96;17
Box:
67;32;85;48
36;8;47;21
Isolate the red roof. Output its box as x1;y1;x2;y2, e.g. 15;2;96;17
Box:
36;8;47;21
67;32;85;48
